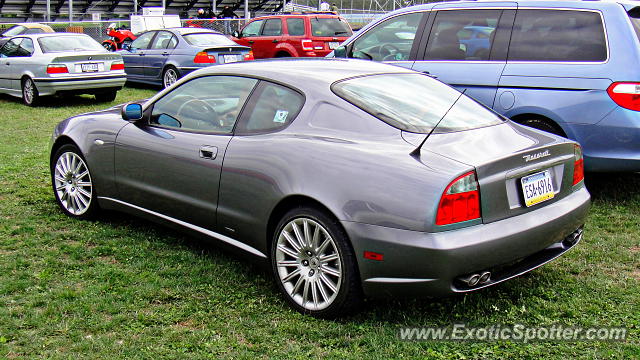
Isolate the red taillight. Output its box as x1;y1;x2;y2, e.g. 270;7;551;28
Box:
110;61;124;71
573;144;584;185
244;51;254;61
607;82;640;111
46;64;68;74
194;51;216;64
435;171;481;226
301;39;314;51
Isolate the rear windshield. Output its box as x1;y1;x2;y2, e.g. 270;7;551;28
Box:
332;73;503;133
628;8;640;43
2;25;26;37
310;17;352;37
183;33;236;46
38;35;104;53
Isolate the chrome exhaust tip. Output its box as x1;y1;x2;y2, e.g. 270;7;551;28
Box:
460;273;481;287
479;271;491;284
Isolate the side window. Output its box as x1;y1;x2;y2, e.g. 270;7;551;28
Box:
150;76;258;133
425;10;501;61
167;35;178;49
351;12;423;62
16;38;34;56
150;31;174;49
261;19;282;36
131;31;155;50
237;82;304;134
241;20;264;37
0;38;22;57
286;18;305;36
508;10;607;62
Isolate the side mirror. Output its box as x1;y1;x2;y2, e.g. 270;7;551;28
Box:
233;30;240;38
122;103;143;121
333;45;347;58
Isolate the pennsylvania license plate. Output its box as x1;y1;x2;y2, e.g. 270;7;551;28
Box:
223;55;241;63
521;170;555;207
328;42;340;49
81;63;99;72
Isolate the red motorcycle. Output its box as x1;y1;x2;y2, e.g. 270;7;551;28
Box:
102;23;137;51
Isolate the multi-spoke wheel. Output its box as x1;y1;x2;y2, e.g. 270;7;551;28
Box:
51;144;99;219
271;207;362;318
163;66;179;89
22;77;39;106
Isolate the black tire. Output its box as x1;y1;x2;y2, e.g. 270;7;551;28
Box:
275;52;291;58
271;206;363;318
95;90;117;102
518;118;566;137
51;144;99;220
22;77;39;106
162;66;180;89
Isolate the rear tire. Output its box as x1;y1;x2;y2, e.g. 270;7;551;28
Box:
518;118;566;137
22;77;39;106
271;206;363;318
95;90;117;102
51;144;99;219
162;66;179;89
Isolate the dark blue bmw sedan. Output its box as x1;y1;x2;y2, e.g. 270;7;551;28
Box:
119;27;253;88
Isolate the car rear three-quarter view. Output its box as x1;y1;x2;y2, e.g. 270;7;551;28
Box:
49;59;590;318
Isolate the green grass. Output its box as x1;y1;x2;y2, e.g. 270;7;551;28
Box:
0;88;638;359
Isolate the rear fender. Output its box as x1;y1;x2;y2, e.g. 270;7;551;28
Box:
274;43;298;57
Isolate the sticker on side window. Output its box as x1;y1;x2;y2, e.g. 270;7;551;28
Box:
273;110;289;123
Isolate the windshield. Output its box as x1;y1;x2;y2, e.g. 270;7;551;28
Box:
38;35;104;53
311;17;352;37
2;25;26;37
332;73;503;133
183;33;236;46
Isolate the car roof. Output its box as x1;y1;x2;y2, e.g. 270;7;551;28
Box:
166;27;223;35
188;58;417;88
388;0;633;13
251;12;345;20
11;23;54;30
17;32;92;39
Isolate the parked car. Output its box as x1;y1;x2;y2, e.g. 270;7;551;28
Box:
0;33;126;106
0;23;54;47
232;12;352;58
332;0;640;172
119;27;253;88
50;59;590;317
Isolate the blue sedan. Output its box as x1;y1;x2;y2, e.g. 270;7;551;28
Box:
119;27;253;88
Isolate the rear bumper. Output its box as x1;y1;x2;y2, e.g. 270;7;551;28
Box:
343;187;590;298
34;74;126;96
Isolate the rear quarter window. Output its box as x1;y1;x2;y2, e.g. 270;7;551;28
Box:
508;9;607;62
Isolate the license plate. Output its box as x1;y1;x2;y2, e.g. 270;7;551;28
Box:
521;170;555;207
223;55;241;63
328;42;340;49
81;63;99;72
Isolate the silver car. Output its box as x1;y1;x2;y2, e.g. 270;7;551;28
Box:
0;33;127;106
49;59;590;317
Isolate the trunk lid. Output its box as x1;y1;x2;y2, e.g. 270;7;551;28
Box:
51;52;123;75
203;46;250;64
403;122;578;223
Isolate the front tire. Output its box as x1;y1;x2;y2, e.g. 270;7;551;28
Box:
51;144;99;219
271;206;362;318
22;77;39;106
162;66;179;89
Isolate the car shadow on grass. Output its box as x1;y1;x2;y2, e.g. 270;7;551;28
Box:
585;172;640;204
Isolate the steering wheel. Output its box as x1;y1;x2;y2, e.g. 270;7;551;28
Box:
176;97;218;129
379;43;402;61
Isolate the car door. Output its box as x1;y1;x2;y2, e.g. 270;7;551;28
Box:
0;37;34;91
256;18;283;58
346;11;429;70
121;31;155;78
144;31;178;80
235;19;265;57
411;4;515;108
0;38;22;90
114;75;259;230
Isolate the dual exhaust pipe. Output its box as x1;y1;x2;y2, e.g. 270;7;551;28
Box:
460;271;491;287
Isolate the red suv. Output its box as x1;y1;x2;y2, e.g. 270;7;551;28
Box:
232;13;352;58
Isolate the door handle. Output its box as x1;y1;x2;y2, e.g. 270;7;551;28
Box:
162;52;169;56
248;40;254;44
5;62;9;65
422;71;437;79
199;145;218;160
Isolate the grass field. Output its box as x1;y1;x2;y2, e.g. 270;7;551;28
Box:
0;87;638;358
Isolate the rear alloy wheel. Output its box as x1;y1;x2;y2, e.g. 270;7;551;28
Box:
162;67;179;89
51;144;99;219
22;77;39;106
95;90;117;102
272;207;362;318
519;118;565;137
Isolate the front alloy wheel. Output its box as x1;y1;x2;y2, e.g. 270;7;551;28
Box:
272;207;362;317
52;145;98;218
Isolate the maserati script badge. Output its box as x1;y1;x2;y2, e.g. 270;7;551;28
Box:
523;150;550;162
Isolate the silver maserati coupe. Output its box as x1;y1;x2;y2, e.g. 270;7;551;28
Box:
50;58;590;317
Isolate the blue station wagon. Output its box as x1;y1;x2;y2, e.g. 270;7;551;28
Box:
332;0;640;172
